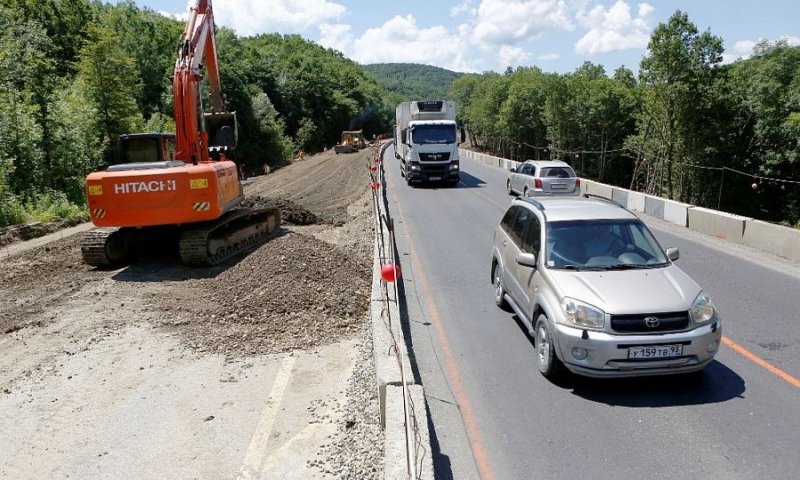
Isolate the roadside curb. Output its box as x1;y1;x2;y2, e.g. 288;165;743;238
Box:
370;141;434;480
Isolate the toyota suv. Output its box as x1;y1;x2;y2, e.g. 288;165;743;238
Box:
490;195;721;379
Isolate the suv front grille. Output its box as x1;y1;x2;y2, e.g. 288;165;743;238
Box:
419;152;450;162
610;311;690;333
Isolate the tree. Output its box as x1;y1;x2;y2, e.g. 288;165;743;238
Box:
631;10;723;199
74;24;144;163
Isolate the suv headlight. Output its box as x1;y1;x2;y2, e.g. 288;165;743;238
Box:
561;297;605;329
690;292;716;325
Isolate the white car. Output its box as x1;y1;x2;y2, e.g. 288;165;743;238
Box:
507;160;580;197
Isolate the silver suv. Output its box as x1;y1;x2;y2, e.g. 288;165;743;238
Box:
507;160;580;197
490;195;721;379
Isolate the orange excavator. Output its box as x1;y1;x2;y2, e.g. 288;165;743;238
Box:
81;0;280;267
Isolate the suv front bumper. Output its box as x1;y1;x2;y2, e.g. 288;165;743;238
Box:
553;321;722;378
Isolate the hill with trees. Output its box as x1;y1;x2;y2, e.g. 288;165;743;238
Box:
363;63;463;102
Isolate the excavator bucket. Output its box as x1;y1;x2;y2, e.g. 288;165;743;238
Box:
205;111;238;152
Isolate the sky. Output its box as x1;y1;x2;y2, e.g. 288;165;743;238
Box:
122;0;800;74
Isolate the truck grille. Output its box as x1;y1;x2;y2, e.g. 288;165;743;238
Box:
419;152;450;162
419;163;450;174
610;311;690;333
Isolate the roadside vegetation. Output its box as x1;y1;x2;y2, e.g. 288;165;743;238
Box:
451;11;800;226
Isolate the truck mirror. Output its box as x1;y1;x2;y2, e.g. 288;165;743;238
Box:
400;129;407;145
460;128;466;145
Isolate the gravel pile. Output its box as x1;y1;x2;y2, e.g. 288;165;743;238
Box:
310;319;384;479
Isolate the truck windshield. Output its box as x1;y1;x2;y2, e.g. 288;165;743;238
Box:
411;124;457;145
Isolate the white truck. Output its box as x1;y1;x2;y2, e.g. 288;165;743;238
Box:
395;100;460;186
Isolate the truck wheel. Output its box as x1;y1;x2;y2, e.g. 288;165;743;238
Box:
535;315;564;379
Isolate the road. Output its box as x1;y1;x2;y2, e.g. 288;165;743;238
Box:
384;147;800;480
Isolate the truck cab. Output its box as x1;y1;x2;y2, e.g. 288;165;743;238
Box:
396;100;460;186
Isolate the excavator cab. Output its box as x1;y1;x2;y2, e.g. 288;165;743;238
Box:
116;133;177;165
205;111;238;155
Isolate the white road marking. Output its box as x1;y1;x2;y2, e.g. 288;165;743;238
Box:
237;354;295;480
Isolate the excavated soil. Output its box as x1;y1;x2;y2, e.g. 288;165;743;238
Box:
0;147;376;354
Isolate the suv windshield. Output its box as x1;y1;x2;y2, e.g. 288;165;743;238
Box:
546;219;668;269
411;124;457;144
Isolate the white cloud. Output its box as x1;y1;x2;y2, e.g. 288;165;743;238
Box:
451;0;477;17
212;0;347;36
724;35;800;63
574;1;652;54
498;45;529;69
472;0;575;46
538;52;559;61
317;14;474;71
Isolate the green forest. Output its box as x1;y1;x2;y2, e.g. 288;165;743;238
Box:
363;63;463;104
0;0;394;227
0;2;798;228
450;12;800;226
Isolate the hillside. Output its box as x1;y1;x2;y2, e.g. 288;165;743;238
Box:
362;63;463;101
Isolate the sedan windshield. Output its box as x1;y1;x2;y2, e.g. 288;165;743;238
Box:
546;219;669;269
411;124;457;145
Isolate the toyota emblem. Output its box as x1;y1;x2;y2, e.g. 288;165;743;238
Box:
644;316;660;328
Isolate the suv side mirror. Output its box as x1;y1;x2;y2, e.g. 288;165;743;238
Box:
516;252;537;268
665;247;679;261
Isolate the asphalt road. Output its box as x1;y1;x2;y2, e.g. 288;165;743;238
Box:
384;147;800;480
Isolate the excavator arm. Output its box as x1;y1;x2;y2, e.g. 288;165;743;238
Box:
173;0;235;165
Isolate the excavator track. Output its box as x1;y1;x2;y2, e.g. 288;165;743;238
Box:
81;227;131;268
178;207;281;266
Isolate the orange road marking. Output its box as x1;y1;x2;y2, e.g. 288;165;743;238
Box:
393;185;497;480
722;336;800;388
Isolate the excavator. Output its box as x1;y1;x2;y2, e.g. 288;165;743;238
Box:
81;0;280;267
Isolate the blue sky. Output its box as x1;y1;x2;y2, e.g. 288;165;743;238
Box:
124;1;800;74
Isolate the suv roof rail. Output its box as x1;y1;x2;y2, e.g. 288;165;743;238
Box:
582;193;624;209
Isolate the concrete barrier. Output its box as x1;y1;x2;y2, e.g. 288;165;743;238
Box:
612;188;628;208
662;198;691;227
688;207;749;243
586;181;613;200
644;195;665;219
384;385;434;480
742;219;800;263
627;191;646;213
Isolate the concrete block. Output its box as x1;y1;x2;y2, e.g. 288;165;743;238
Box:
612;188;628;208
742;219;800;263
627;191;646;212
687;207;749;243
384;385;434;480
586;181;613;199
644;195;665;219
663;198;691;227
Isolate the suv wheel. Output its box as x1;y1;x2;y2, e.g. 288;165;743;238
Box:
535;315;563;379
506;180;513;196
493;262;507;309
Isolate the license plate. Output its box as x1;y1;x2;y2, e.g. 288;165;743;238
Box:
429;176;441;181
550;183;567;189
627;344;683;359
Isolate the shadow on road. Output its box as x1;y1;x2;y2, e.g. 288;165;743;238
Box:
562;360;745;406
456;171;486;188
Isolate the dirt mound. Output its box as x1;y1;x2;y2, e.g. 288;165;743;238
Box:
157;232;370;356
0;217;88;248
